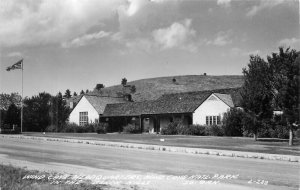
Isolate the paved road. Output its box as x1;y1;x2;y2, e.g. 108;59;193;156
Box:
0;137;299;190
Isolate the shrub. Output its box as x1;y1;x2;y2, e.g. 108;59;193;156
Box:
0;124;21;134
296;129;300;138
60;123;90;133
258;122;273;138
160;121;180;135
60;123;78;133
274;125;289;139
94;123;108;134
123;124;140;134
84;124;95;133
222;108;244;136
205;125;224;136
45;125;57;132
186;125;206;136
176;120;188;135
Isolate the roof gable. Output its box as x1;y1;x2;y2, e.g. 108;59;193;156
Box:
82;95;127;114
213;93;234;107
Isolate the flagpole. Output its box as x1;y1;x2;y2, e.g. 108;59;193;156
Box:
21;59;23;133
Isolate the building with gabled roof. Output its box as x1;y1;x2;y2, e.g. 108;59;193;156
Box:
69;95;127;126
101;88;241;133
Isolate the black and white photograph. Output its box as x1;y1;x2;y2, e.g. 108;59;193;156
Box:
0;0;299;189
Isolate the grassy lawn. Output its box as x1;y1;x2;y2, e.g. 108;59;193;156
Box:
0;164;111;190
22;132;300;156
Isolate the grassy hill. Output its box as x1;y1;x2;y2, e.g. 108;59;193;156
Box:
94;75;244;102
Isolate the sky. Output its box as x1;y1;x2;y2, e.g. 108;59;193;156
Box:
0;0;299;97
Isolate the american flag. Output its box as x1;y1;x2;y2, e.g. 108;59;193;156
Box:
6;59;23;71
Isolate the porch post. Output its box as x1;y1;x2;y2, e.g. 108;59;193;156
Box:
140;115;143;133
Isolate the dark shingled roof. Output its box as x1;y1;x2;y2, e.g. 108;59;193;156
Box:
102;88;241;117
83;95;127;114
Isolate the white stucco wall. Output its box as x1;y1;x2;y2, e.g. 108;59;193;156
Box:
69;96;99;125
193;94;231;125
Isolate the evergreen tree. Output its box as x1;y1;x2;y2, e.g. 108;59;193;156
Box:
121;78;127;86
95;84;105;91
64;89;72;98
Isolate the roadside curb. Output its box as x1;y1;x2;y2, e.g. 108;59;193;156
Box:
1;135;299;163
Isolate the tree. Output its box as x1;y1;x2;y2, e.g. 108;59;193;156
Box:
95;84;105;91
49;92;71;132
64;89;72;98
222;108;244;136
121;78;127;86
80;90;85;95
268;47;299;145
241;55;274;140
86;89;89;94
130;85;136;94
73;92;78;96
172;78;176;83
4;104;20;127
23;92;52;132
0;93;22;110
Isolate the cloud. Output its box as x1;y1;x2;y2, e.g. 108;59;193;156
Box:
62;31;110;48
246;0;285;17
206;30;233;46
278;38;300;49
152;19;197;50
0;0;126;47
7;52;23;57
217;0;231;8
0;0;176;48
118;0;149;17
111;19;198;53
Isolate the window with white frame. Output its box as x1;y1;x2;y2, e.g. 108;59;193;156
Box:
79;112;88;126
206;116;221;126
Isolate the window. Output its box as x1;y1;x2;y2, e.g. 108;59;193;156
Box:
206;115;221;126
217;116;221;125
79;112;88;126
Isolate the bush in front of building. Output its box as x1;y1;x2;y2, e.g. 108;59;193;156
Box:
160;120;181;135
270;125;289;139
45;125;57;132
94;123;108;134
222;108;244;137
185;125;207;136
0;124;21;134
59;123;79;133
47;123;108;133
161;121;224;136
296;129;300;138
205;125;224;136
123;124;140;134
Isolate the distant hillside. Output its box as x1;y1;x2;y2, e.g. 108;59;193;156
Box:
92;75;244;102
